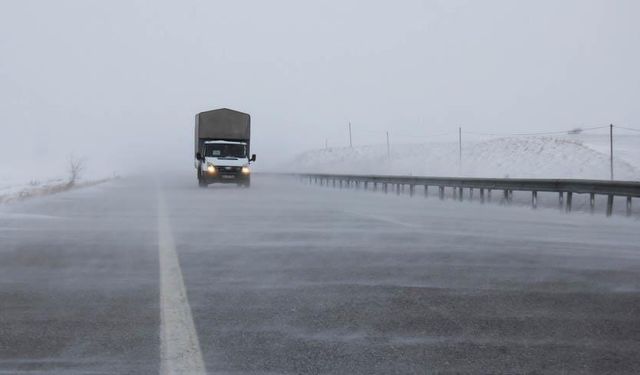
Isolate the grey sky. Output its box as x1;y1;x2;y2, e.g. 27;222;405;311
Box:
1;0;638;172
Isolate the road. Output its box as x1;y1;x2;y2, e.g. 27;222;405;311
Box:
1;174;640;374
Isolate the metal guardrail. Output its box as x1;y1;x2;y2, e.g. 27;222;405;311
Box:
298;173;640;217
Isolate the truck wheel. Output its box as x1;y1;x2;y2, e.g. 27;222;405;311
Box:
197;171;207;188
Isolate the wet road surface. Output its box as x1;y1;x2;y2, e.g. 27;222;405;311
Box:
1;175;639;374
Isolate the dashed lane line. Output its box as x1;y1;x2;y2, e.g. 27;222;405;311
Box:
157;191;207;375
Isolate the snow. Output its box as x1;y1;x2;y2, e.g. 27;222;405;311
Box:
0;161;116;203
291;133;640;181
204;140;247;145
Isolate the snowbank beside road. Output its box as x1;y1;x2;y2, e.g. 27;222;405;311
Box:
291;135;640;181
0;162;117;204
0;178;112;204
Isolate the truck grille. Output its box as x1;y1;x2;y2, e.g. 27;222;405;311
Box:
220;166;241;173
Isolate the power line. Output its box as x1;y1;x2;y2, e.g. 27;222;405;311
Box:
615;125;640;133
356;129;456;138
465;125;609;137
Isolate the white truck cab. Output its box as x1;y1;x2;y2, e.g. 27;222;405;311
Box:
197;140;255;187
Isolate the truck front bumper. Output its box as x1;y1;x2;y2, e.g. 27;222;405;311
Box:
202;170;250;184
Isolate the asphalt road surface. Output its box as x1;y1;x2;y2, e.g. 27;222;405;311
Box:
1;174;639;374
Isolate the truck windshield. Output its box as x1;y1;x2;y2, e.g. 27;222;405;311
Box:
205;143;246;158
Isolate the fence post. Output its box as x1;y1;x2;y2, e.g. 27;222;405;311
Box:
606;195;614;217
558;192;564;210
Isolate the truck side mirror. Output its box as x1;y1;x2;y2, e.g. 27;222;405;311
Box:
250;154;257;162
196;152;202;161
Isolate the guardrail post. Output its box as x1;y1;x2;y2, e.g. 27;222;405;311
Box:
384;183;388;194
409;184;415;197
589;193;595;213
424;185;429;197
396;184;401;195
339;179;343;189
558;192;564;210
459;187;463;201
566;192;573;213
480;188;485;204
364;181;368;190
488;189;492;202
469;188;473;201
373;182;378;192
503;190;509;204
606;195;614;217
355;181;359;189
439;186;444;200
626;197;632;217
532;191;538;209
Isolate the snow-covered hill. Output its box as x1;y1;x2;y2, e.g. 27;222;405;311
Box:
291;135;640;181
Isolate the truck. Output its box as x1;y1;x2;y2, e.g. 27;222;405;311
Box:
194;108;256;187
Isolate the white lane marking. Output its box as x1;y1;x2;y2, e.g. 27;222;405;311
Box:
157;191;207;375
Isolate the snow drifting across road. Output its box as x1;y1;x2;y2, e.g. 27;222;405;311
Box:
292;134;640;181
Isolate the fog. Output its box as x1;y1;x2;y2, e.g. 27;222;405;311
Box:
1;0;639;177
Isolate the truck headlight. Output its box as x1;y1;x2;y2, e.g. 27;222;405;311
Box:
241;167;250;174
207;165;216;174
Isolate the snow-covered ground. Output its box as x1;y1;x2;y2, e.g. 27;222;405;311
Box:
291;133;640;181
0;158;117;202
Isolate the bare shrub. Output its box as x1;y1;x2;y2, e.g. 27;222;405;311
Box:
67;155;86;187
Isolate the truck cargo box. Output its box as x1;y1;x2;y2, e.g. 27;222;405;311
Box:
195;108;251;156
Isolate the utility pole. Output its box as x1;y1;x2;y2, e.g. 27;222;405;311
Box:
610;124;614;180
349;122;353;148
386;131;390;158
458;127;462;173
